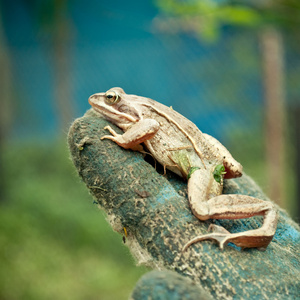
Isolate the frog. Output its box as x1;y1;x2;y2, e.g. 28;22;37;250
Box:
88;87;278;251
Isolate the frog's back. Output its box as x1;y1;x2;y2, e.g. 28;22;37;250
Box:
142;98;203;141
140;98;208;176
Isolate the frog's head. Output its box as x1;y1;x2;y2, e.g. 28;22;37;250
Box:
89;87;141;127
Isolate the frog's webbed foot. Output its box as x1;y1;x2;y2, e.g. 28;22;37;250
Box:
183;224;231;251
183;221;276;251
183;232;229;251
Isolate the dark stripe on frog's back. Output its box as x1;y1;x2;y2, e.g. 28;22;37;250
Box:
140;98;206;175
141;98;204;145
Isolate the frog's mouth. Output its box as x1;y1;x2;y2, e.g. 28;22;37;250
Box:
89;95;138;124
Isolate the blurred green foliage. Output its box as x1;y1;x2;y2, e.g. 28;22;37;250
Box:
0;141;148;300
155;0;300;41
155;0;260;41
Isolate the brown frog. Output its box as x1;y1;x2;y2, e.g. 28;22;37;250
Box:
88;87;278;251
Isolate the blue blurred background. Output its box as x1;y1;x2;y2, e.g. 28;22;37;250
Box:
1;0;299;299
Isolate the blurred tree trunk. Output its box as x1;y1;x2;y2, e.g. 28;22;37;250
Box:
0;9;13;201
25;0;74;132
293;106;300;220
52;0;73;133
260;27;286;207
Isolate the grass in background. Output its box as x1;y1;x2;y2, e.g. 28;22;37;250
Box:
0;140;148;300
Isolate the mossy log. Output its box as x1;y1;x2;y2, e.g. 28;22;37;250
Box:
68;109;300;299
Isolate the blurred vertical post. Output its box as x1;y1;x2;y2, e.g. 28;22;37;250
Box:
293;107;300;220
25;0;74;133
52;0;73;132
0;9;12;201
261;27;286;207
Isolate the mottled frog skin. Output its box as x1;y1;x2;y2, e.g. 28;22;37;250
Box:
89;87;278;251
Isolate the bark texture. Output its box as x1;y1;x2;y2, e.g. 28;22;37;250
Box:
68;109;300;300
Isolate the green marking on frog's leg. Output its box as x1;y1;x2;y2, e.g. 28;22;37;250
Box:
187;166;200;180
170;150;202;180
168;150;192;178
213;164;226;184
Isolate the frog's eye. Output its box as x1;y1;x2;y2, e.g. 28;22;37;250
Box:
104;90;120;105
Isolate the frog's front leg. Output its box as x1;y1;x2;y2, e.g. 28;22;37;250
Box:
101;119;159;150
183;168;278;251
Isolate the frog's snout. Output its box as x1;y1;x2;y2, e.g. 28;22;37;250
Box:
88;93;102;106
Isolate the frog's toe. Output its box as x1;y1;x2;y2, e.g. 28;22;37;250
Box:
182;233;229;252
208;224;230;234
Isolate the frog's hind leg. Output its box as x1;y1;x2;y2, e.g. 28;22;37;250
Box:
184;169;278;251
183;198;278;251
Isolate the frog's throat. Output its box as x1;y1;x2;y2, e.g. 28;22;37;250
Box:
92;104;138;123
